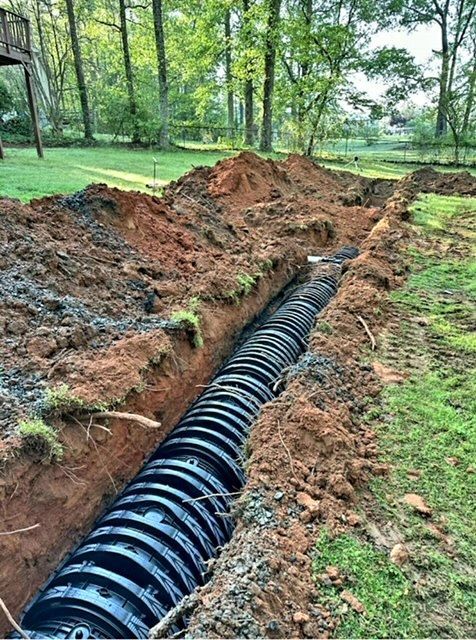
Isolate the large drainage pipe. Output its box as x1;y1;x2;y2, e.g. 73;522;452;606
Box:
14;247;359;640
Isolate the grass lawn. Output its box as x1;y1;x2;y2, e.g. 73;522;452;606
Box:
313;192;476;638
1;145;476;202
0;146;234;201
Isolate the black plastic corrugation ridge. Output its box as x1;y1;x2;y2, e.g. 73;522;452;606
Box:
14;246;359;640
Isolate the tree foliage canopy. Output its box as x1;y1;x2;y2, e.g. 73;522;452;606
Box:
1;0;475;153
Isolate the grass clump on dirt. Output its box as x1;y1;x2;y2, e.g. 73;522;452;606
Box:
18;418;64;462
225;264;274;304
236;272;257;296
171;309;203;348
313;531;415;638
44;383;110;413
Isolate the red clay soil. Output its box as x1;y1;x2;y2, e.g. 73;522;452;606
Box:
1;152;474;636
0;152;383;632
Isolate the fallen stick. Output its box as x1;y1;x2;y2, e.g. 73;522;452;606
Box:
356;315;376;351
0;596;29;640
87;411;162;429
0;523;40;536
149;591;200;638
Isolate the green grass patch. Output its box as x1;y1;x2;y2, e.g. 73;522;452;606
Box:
355;191;476;637
313;531;416;638
321;160;476;180
390;193;476;353
18;418;63;462
369;370;476;637
375;371;476;540
0;147;234;201
410;192;476;230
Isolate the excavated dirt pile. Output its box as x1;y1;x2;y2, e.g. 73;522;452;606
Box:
1;151;474;636
0;152;380;439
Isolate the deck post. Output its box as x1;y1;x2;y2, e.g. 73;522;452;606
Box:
23;63;44;158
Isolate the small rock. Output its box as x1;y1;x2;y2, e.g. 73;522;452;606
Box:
445;457;459;466
293;612;310;624
404;493;432;517
297;491;320;520
27;336;57;359
372;361;408;384
274;491;285;501
390;543;409;566
347;512;361;527
7;319;28;335
266;620;280;632
325;566;341;582
340;590;365;614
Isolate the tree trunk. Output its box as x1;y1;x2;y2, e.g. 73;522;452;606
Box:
259;0;282;152
34;0;62;134
243;0;254;146
119;0;140;143
239;100;244;126
462;47;476;135
436;16;449;137
225;9;234;138
152;0;170;148
65;0;94;140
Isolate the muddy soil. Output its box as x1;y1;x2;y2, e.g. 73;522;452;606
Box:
1;151;475;636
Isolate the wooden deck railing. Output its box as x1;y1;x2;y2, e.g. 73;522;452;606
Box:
0;8;31;58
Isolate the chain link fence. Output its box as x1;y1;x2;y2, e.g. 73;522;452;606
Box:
168;122;476;167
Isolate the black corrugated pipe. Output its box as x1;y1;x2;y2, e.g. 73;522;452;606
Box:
13;247;359;640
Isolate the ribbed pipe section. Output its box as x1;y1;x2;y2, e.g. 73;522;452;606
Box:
15;247;358;640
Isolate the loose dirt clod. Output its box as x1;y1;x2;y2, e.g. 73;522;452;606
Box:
403;493;433;517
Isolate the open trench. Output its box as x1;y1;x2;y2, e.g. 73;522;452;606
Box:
9;248;358;639
0;255;300;634
6;151;454;638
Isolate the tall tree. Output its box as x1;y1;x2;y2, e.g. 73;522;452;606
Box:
259;0;281;151
224;8;234;137
65;0;94;140
462;35;476;134
386;0;476;136
119;0;140;143
152;0;170;148
242;0;255;145
279;0;387;155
